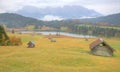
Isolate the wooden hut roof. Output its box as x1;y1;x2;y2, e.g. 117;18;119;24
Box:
90;38;114;52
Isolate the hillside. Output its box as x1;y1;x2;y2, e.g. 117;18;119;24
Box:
0;34;120;72
81;13;120;25
0;13;42;27
0;13;120;29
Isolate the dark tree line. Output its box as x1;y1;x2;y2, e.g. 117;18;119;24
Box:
74;25;120;38
34;20;120;38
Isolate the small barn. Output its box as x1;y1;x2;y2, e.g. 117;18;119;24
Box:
90;38;114;56
27;41;35;48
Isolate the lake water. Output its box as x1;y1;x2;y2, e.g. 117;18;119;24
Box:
21;31;95;38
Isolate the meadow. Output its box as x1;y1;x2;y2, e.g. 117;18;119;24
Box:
0;33;120;72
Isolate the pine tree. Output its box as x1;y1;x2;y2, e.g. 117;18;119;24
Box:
0;25;10;45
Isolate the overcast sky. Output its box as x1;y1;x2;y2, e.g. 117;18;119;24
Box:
0;0;120;15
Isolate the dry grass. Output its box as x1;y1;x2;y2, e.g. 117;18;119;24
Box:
0;33;120;72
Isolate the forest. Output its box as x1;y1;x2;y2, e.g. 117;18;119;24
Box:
38;20;120;38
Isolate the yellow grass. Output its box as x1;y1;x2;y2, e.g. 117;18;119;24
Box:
0;33;120;72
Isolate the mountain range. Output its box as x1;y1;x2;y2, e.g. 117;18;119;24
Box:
15;5;102;19
0;12;120;28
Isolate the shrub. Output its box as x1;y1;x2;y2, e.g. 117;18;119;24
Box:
0;25;22;46
9;36;22;46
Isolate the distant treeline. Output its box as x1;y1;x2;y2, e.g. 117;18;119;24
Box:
73;25;120;38
41;20;120;38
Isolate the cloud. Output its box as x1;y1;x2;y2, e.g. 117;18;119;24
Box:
0;0;120;15
0;0;24;12
70;0;120;15
42;15;64;21
85;4;120;15
0;0;74;12
80;16;95;19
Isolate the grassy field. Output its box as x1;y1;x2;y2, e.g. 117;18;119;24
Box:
0;33;120;72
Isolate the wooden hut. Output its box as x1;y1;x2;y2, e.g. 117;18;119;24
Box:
90;38;114;56
27;41;35;48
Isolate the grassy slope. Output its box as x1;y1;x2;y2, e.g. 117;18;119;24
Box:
0;33;120;72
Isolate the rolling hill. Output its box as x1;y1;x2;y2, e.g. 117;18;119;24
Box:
0;13;42;27
82;13;120;25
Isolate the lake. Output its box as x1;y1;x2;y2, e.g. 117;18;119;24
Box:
21;31;95;38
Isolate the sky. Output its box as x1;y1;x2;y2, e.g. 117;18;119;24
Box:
0;0;120;15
